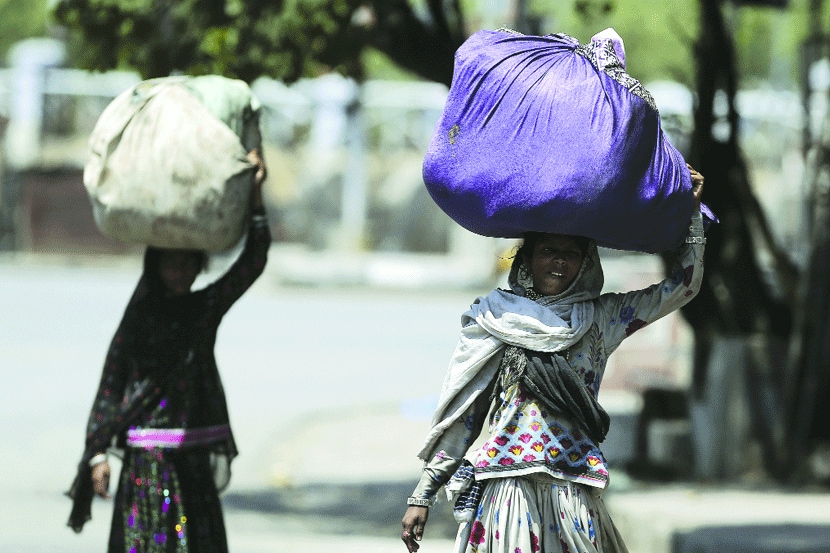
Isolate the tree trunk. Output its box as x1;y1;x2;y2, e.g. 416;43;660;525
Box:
783;101;830;478
683;0;796;479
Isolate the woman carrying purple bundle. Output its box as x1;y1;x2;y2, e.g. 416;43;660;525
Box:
402;168;705;553
68;152;269;553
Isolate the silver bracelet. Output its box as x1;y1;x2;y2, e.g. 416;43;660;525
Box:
88;453;108;467
251;214;268;224
685;236;706;244
406;496;432;507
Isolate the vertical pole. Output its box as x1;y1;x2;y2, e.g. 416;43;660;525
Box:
4;38;65;170
341;94;367;249
306;73;366;250
1;38;64;250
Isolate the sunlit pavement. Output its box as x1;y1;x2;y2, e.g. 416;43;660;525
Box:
604;480;830;553
0;490;457;553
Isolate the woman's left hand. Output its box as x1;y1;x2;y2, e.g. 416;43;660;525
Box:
687;163;705;209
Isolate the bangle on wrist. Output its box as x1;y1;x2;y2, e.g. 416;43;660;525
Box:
407;496;432;507
89;453;108;467
685;236;706;244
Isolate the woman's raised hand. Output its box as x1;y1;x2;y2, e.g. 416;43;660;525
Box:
401;505;429;552
687;163;705;209
91;461;111;500
247;148;267;188
246;148;267;211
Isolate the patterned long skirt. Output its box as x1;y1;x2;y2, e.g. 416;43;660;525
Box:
108;448;228;553
458;475;628;553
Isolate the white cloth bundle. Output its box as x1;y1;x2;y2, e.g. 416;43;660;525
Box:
84;75;262;251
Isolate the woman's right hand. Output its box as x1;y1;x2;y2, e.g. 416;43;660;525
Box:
401;506;429;552
91;461;111;500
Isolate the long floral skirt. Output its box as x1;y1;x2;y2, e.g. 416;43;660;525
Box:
108;448;228;553
457;475;628;553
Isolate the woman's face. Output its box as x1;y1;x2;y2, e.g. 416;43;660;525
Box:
529;234;585;296
157;250;202;296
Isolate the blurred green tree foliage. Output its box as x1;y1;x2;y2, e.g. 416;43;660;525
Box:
51;0;807;88
0;0;49;63
549;0;805;88
549;0;701;86
52;0;464;83
731;1;809;86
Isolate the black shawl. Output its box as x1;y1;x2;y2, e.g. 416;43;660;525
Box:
495;345;610;444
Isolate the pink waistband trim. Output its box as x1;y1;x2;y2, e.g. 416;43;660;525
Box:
126;425;231;449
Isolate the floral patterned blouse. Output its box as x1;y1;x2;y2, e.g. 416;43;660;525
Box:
412;211;705;501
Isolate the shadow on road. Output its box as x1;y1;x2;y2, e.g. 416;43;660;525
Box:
223;481;459;539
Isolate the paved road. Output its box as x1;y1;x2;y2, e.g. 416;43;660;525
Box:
0;255;477;552
2;489;458;553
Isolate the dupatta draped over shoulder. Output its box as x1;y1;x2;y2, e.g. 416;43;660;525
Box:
418;242;604;460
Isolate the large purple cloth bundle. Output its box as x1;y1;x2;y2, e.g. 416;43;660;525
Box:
423;29;694;253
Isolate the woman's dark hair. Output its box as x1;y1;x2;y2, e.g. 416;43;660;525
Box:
516;232;590;266
142;247;209;295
